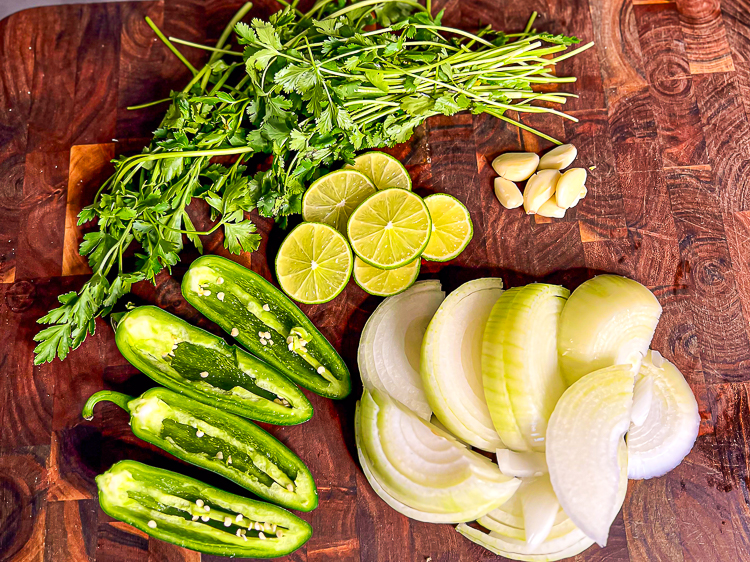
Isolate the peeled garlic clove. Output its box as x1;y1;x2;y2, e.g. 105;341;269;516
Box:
492;152;540;181
555;168;587;209
523;169;560;214
538;144;577;171
494;177;523;209
537;196;566;218
569;185;587;208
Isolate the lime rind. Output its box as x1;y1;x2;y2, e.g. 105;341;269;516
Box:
347;188;432;270
422;193;473;262
353;256;421;297
302;169;376;232
345;152;412;191
275;222;353;305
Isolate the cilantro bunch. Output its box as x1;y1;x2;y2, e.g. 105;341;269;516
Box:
34;0;591;364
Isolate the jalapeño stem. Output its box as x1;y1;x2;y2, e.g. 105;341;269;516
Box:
83;390;135;420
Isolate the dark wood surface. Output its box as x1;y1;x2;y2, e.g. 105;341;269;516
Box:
1;0;749;560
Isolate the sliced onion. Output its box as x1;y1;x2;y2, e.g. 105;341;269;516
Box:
627;350;700;479
546;364;633;547
421;278;505;451
457;521;593;562
358;280;445;420
356;389;520;522
482;284;569;452
558;275;662;386
630;373;654;427
496;450;548;478
522;476;560;548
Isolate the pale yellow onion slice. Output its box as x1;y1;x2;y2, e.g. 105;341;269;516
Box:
358;280;445;419
357;389;520;521
546;364;634;547
460;455;628;561
522;475;560;548
482;284;569;452
421;278;505;451
558;275;662;386
627;350;700;479
496;450;548;478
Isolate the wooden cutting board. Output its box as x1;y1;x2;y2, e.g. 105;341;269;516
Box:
1;0;749;561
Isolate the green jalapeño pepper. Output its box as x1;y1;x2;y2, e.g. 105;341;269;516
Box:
115;306;312;425
96;460;312;557
182;255;351;399
84;388;318;512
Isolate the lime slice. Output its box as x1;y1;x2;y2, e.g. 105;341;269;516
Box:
422;193;473;262
353;256;421;297
345;152;412;190
302;170;376;232
275;222;353;304
347;188;432;270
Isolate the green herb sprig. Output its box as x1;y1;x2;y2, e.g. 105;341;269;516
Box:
34;0;592;364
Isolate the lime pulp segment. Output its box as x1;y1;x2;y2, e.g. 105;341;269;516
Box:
275;222;353;304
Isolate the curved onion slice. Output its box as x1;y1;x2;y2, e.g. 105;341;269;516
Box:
627;350;699;480
358;280;445;419
546;364;634;547
482;284;569;452
496;450;548;478
558;275;662;386
357;389;520;522
522;476;561;548
630;373;654;427
460;458;629;561
421;278;505;450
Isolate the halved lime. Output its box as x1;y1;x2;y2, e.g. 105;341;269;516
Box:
345;152;412;190
302;170;376;232
275;222;353;304
347;188;432;270
422;193;473;262
353;256;420;297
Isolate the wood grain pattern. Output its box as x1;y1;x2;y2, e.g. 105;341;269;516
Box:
2;0;750;561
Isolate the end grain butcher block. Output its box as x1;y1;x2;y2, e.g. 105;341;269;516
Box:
1;0;749;561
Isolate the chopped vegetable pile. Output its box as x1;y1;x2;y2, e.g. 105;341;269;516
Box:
33;0;592;365
355;274;700;561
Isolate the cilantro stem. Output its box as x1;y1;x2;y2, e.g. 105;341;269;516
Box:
169;38;243;57
414;25;494;47
145;17;198;75
325;0;427;20
126;98;171;110
211;2;253;63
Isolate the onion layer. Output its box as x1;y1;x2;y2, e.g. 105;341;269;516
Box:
358;280;445;419
546;364;633;547
421;278;505;450
627;350;700;479
482;284;569;452
558;275;662;386
356;389;520;522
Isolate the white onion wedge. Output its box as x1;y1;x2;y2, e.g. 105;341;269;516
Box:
522;476;560;548
421;278;506;451
627;350;700;480
496;450;548;478
630;373;654;427
546;364;634;547
357;389;520;522
460;458;629;561
358;280;445;419
558;275;662;386
482;284;569;452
